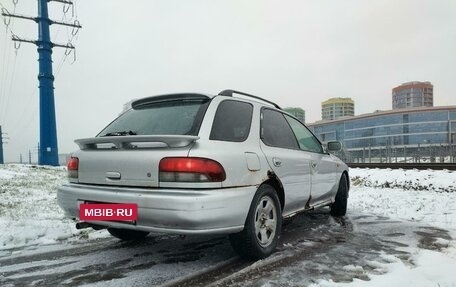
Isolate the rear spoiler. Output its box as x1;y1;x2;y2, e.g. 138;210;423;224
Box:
132;94;211;108
75;135;199;150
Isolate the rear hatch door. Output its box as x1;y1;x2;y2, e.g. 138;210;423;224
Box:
74;136;198;187
73;94;211;188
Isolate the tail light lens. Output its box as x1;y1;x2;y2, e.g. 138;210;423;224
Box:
159;157;226;182
67;157;79;178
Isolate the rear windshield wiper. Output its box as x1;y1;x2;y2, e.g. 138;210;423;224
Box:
101;130;137;137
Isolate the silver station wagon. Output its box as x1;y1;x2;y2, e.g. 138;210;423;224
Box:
58;90;349;259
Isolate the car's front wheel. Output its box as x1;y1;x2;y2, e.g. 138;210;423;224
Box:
229;184;282;260
107;228;149;241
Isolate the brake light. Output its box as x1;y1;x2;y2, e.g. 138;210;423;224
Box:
159;157;226;182
67;157;79;178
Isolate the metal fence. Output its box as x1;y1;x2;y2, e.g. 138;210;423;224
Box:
330;144;456;164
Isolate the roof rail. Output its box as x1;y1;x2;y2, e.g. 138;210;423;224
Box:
218;89;281;109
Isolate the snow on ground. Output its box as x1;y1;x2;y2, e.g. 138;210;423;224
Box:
0;165;455;250
0;167;26;180
313;248;456;287
350;167;456;192
309;168;456;287
349;168;456;232
1;164;456;286
0;164;106;253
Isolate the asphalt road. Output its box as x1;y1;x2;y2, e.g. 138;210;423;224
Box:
0;209;452;287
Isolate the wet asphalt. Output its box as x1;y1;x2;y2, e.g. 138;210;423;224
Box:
0;208;452;287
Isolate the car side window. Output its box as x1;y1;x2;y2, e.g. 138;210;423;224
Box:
284;115;323;153
261;109;299;149
210;100;253;142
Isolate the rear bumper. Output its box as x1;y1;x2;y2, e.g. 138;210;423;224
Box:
57;183;257;235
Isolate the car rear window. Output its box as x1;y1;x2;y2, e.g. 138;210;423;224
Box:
98;99;210;136
210;100;253;142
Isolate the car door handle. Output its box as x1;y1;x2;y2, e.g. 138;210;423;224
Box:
272;157;282;167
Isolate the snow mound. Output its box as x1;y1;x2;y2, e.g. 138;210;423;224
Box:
350;168;456;192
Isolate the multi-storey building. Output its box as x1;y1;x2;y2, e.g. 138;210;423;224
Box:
308;106;456;163
321;98;354;121
392;81;433;109
284;107;305;123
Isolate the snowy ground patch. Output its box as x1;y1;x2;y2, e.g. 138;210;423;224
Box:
313;168;456;287
350;167;456;192
1;165;456;286
0;164;107;253
1;165;455;251
349;168;456;232
313;248;456;287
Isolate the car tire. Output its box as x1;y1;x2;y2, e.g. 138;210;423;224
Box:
229;184;282;260
107;228;149;241
330;174;348;217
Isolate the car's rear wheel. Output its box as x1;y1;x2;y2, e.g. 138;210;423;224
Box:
330;174;348;217
229;184;282;260
107;228;149;241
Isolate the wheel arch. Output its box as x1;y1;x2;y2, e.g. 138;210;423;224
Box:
260;171;285;212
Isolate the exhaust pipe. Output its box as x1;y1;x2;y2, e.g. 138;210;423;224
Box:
75;222;90;229
75;222;106;230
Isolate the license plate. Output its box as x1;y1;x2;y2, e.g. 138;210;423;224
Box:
79;203;138;221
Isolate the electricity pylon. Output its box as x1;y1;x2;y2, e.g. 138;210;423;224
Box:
1;0;81;166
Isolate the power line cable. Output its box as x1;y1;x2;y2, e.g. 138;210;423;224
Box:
53;5;70;78
8;88;37;140
0;37;14;123
53;10;66;42
54;0;79;78
8;91;38;140
2;43;19;122
0;27;9;121
0;9;11;112
55;29;78;77
0;0;18;123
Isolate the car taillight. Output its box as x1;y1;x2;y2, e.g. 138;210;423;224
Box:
159;157;226;182
67;157;79;178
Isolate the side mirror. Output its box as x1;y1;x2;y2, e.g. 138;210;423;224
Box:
327;141;342;152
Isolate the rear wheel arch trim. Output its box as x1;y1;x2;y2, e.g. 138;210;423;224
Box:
260;172;285;213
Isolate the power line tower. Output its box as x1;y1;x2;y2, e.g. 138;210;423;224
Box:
1;0;81;166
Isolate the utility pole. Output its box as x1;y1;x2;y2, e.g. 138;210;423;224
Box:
1;0;81;166
0;126;5;164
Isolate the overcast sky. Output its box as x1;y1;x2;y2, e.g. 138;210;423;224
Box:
0;0;455;163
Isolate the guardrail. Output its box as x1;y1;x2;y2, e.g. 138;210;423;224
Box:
347;163;456;170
